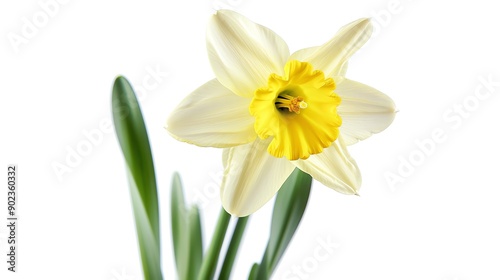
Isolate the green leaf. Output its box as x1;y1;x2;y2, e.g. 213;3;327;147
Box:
171;174;204;280
170;173;188;278
112;76;162;280
186;205;204;280
247;263;260;280
257;168;312;279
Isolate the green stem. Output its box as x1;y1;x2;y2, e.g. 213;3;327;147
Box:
218;216;250;280
197;208;232;280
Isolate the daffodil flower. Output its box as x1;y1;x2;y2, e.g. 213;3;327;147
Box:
166;10;396;217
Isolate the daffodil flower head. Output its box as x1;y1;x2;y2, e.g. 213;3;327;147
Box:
166;10;396;217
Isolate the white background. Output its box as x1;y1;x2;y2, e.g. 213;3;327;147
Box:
1;0;500;279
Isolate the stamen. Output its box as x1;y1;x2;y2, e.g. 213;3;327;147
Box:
275;94;307;114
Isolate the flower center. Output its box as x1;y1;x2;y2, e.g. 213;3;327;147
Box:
275;91;308;114
249;60;342;160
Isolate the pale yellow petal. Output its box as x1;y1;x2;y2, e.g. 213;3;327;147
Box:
166;79;256;148
221;138;295;217
336;79;396;145
290;46;320;61
300;18;372;78
207;10;289;97
293;136;361;194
